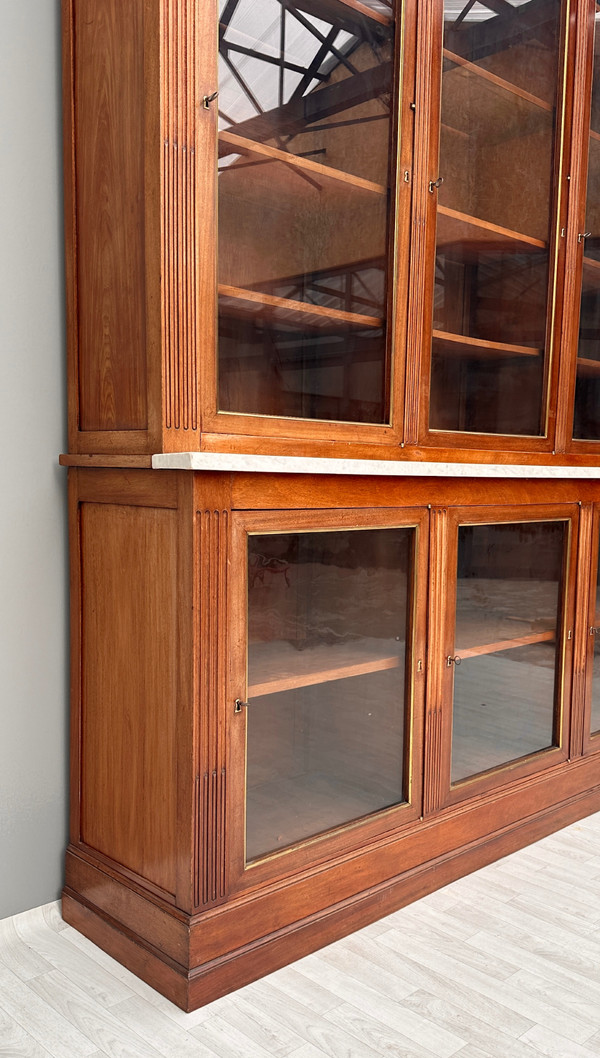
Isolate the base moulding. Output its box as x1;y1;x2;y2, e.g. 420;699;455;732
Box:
62;780;600;1012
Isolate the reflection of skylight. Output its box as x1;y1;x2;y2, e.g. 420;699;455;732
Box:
218;152;242;172
444;0;532;21
218;0;370;130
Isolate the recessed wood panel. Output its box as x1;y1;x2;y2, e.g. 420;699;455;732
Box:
74;0;148;431
80;501;177;894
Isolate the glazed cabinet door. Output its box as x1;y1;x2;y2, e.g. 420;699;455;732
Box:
228;506;428;888
412;0;572;451
425;504;578;812
202;0;414;444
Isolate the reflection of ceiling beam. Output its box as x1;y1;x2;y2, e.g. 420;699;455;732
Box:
288;25;341;103
219;0;241;38
293;0;391;35
480;0;518;15
222;61;391;141
445;0;558;62
221;40;328;81
283;1;360;76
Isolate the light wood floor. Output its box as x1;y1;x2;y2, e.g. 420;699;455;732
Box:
2;812;600;1057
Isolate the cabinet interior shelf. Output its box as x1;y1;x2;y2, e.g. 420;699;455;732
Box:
456;630;555;661
577;358;600;378
218;130;387;197
219;284;383;330
248;625;556;698
583;256;600;290
437;205;546;254
433;329;540;360
248;639;402;697
442;49;552;114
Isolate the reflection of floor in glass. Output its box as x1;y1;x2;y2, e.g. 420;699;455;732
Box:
246;668;405;862
451;647;557;784
455;578;558;655
246;770;403;863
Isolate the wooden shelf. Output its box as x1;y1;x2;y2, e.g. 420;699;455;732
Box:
456;595;557;661
247;625;557;695
433;329;541;360
218;131;387;197
436;206;546;255
577;357;600;378
248;638;403;697
457;630;555;661
583;256;600;290
443;49;552;114
219;284;383;331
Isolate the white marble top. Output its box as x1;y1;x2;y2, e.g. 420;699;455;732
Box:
151;452;600;478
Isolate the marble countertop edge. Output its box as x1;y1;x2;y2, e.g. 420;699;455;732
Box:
151;453;600;478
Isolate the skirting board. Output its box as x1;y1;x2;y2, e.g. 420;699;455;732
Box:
62;782;600;1012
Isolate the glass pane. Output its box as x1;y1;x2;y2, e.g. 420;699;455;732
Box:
246;526;412;861
451;520;566;784
217;0;396;423
591;547;600;735
573;14;600;440
429;0;562;436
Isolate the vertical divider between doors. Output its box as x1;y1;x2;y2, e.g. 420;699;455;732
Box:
424;505;449;815
403;0;442;444
555;0;597;451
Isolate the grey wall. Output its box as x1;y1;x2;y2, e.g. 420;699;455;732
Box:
0;1;68;918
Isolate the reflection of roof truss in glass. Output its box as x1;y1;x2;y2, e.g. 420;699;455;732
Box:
445;0;559;59
218;0;393;152
445;0;533;24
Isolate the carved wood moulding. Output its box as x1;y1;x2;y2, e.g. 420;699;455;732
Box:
161;0;199;434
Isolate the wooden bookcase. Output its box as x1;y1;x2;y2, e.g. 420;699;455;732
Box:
61;0;600;1011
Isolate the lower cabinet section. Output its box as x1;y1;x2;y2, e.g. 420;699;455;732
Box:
63;468;600;1011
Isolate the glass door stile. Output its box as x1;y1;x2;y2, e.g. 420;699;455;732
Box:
242;521;417;863
216;0;399;426
573;7;600;441
428;0;565;439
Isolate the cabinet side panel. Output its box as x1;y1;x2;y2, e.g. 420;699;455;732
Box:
79;501;177;895
74;0;148;432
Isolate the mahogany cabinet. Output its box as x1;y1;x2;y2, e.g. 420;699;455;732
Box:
63;468;600;1010
61;0;600;1014
62;0;600;464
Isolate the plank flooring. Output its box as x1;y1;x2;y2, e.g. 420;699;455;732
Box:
2;812;600;1057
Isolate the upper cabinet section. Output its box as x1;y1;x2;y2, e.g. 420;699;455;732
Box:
63;0;600;463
